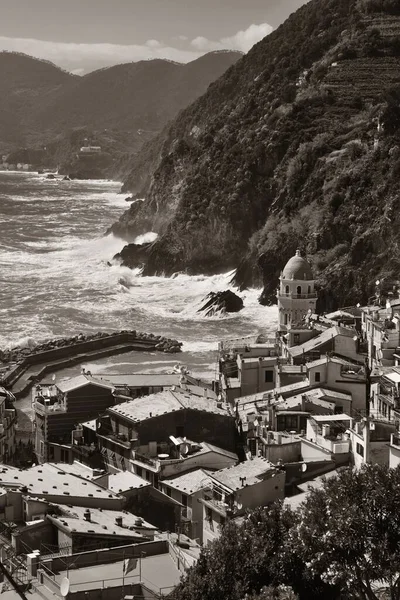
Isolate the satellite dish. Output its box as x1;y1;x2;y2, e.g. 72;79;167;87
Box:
60;577;70;597
180;443;189;456
301;462;307;473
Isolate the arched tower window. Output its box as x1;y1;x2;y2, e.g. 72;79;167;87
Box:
285;285;290;295
297;286;302;295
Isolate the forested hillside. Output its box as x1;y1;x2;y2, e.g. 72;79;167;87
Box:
112;0;400;310
0;51;241;157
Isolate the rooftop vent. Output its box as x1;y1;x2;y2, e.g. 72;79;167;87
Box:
84;509;91;522
115;515;123;527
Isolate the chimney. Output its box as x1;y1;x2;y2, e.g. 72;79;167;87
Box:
115;515;123;527
84;509;91;522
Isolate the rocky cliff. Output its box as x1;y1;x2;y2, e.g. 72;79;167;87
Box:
111;0;400;310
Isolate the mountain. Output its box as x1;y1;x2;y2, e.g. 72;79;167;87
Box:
111;0;400;310
0;51;242;157
0;52;74;147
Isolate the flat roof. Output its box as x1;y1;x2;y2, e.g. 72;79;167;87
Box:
48;504;157;538
0;464;121;502
55;553;181;594
385;372;400;383
109;387;229;423
311;414;352;422
210;457;276;492
99;471;151;493
96;373;181;388
163;468;212;494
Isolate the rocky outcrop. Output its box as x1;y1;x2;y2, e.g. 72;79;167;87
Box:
198;291;244;317
114;242;153;270
110;0;400;307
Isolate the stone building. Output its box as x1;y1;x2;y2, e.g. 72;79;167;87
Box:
277;250;317;332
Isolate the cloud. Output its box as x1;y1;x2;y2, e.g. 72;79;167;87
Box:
191;22;273;53
0;36;203;74
173;35;189;42
145;39;162;48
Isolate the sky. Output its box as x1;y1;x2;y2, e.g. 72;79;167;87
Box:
0;0;309;74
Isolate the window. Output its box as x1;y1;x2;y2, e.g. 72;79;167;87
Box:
308;285;311;294
297;286;302;295
166;487;172;497
334;406;343;414
294;333;300;345
136;467;142;478
284;314;288;325
48;446;54;460
285;285;290;295
315;372;321;383
145;470;151;482
356;443;364;457
181;494;188;507
265;370;273;383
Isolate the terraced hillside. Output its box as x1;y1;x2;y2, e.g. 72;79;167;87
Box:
112;0;400;309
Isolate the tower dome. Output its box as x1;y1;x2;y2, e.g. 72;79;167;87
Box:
282;250;313;281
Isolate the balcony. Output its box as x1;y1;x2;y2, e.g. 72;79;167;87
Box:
181;506;193;520
280;293;317;299
98;431;132;449
34;398;66;415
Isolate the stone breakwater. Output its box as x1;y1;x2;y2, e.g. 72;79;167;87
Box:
0;330;182;365
0;330;182;396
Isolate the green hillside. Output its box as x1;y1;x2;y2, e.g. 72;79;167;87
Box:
112;0;400;309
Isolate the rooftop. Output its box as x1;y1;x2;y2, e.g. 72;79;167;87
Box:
96;470;151;493
56;374;114;394
311;414;352;422
210;457;276;492
163;468;212;494
0;464;121;502
109;387;229;423
48;504;157;538
281;250;313;281
289;326;357;358
96;373;181;388
55;552;181;595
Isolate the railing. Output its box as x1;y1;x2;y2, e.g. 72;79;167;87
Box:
280;293;317;299
132;451;157;467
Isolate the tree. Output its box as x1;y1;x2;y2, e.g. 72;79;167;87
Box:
291;465;400;600
170;504;295;600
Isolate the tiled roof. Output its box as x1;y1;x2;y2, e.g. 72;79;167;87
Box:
210;457;276;491
163;469;212;494
0;464;121;501
109;387;229;422
56;374;114;393
48;504;156;537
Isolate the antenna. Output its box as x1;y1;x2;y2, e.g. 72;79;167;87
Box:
60;577;70;598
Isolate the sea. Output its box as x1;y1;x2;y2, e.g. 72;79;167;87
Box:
0;170;277;386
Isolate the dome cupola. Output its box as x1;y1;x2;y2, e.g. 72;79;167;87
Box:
282;249;313;281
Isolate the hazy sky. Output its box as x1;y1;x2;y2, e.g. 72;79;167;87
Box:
0;0;309;73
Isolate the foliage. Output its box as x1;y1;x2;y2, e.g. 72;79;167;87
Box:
0;50;240;158
171;465;400;600
115;0;400;309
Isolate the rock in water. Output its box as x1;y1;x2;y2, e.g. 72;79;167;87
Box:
198;290;244;317
113;242;152;270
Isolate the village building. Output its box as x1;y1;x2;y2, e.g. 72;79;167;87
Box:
0;387;17;464
200;457;285;546
277;250;317;332
160;469;212;543
33;372;181;464
361;300;400;369
97;386;236;484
